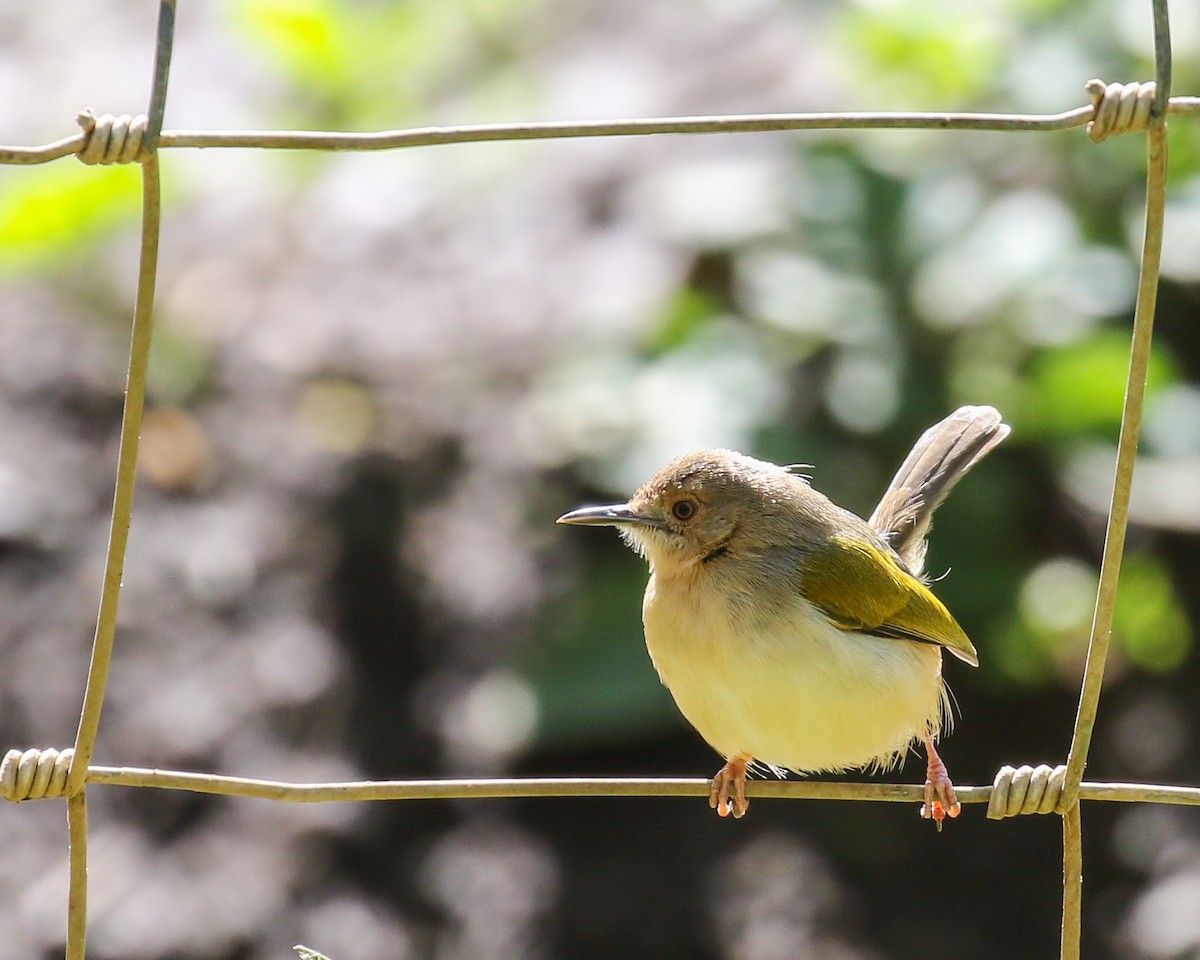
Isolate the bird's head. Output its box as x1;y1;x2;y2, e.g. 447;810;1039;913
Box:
558;450;819;573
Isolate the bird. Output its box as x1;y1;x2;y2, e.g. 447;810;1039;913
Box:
557;405;1009;826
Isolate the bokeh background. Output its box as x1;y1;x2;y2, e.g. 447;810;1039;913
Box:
2;0;1200;957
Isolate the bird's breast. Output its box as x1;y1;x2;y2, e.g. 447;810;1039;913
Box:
641;565;947;773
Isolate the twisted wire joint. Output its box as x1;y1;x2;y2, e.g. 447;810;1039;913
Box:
1085;79;1158;142
1;747;76;801
75;108;151;164
987;763;1069;819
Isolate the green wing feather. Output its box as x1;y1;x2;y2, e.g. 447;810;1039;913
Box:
798;536;979;666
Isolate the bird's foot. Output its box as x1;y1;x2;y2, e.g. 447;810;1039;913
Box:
709;755;751;819
921;733;961;831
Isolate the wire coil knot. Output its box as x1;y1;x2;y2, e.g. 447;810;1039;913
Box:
1085;79;1158;142
75;108;151;164
1;747;75;802
987;763;1069;819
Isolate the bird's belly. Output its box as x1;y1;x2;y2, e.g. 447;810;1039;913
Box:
643;575;946;773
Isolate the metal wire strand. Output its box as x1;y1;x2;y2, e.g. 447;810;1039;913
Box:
0;748;75;802
987;764;1069;819
1086;80;1158;141
1061;38;1172;819
0;89;1196;166
75;109;151;164
0;756;1194;808
1061;803;1083;960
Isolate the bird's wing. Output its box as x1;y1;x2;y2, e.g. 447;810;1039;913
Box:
797;535;979;666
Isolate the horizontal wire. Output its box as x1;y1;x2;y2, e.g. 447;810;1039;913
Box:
6;101;1194;165
6;98;1199;167
5;98;1197;169
154;107;1098;149
82;767;1200;808
0;132;91;164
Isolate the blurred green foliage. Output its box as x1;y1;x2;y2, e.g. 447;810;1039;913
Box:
1114;553;1192;672
1022;331;1179;436
839;0;1009;106
0;163;141;273
230;0;542;127
999;551;1192;685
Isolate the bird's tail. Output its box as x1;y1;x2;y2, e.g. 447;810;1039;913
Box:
869;405;1010;578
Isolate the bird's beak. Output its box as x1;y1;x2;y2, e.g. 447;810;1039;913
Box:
556;503;662;528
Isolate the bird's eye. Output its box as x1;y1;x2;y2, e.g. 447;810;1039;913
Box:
671;499;697;521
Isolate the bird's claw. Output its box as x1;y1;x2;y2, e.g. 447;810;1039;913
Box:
921;782;961;831
921;736;961;831
709;757;750;819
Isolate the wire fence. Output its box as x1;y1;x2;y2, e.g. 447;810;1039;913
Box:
0;0;1193;957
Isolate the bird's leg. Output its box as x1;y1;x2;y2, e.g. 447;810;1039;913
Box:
709;754;751;819
921;731;961;830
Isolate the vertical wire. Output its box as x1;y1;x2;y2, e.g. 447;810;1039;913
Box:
62;144;161;960
1060;803;1084;960
1059;1;1171;951
65;154;163;791
1152;0;1173;119
1060;0;1172;808
65;793;89;960
63;4;177;958
142;0;175;157
66;0;176;796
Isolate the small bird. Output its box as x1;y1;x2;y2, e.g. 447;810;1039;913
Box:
557;405;1009;826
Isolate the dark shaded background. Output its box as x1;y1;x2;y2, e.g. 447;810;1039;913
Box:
1;1;1199;958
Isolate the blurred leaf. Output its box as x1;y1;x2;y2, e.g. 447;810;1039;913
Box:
243;2;341;77
991;551;1190;684
232;0;439;121
839;0;1006;106
646;286;720;355
1019;330;1179;437
1165;118;1200;186
1007;0;1072;13
992;556;1094;685
991;616;1063;686
0;163;141;272
1113;554;1192;673
230;0;540;126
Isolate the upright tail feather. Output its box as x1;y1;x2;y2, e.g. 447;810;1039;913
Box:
869;405;1010;577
